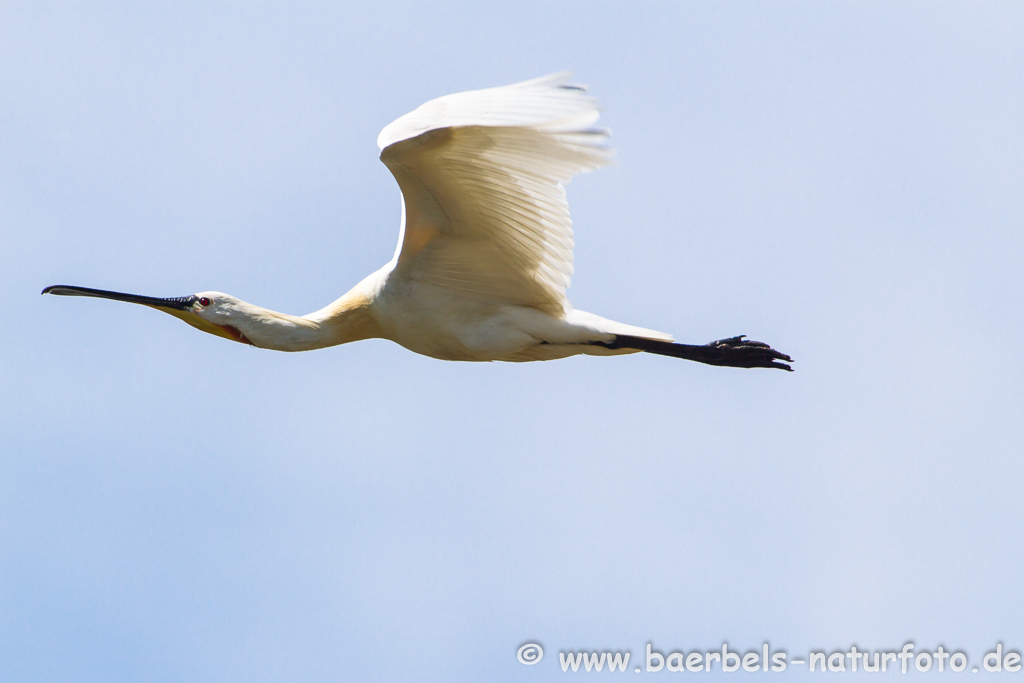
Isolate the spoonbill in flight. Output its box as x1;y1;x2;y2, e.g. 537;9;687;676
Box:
44;73;792;370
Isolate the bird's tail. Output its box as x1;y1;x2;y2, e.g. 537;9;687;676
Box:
599;335;793;371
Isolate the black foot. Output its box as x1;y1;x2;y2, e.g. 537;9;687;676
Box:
703;335;793;371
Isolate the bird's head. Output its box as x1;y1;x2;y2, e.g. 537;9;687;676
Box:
42;285;254;345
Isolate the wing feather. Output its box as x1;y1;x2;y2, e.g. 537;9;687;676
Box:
378;73;612;313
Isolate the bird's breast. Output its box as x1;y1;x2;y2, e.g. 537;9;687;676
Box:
371;280;538;362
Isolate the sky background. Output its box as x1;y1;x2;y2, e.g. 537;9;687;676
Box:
2;2;1022;681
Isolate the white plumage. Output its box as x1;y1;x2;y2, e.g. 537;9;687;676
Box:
43;74;793;370
371;72;670;361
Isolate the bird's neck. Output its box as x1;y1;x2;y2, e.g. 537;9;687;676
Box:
233;276;384;352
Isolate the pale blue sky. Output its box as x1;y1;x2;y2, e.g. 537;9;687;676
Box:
2;2;1022;681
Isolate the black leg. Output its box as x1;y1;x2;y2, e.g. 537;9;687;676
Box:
599;334;793;371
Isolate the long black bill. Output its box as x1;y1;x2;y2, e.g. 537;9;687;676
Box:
41;285;197;311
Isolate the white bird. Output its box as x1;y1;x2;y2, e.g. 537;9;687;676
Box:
44;73;792;370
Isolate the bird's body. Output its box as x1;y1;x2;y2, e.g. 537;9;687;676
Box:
185;264;667;363
44;73;793;371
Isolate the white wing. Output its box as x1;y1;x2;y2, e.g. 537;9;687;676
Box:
377;73;612;315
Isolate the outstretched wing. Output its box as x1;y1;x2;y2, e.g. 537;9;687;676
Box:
377;73;612;314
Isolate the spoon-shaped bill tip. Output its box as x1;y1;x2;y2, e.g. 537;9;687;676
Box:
42;285;87;296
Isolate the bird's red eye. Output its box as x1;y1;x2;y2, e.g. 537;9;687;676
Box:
199;297;211;307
